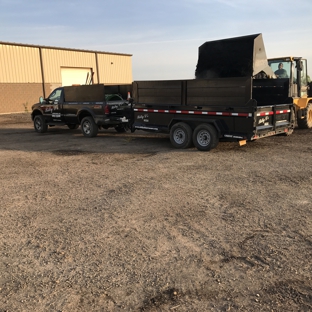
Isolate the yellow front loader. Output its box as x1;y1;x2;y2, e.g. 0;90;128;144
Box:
268;57;312;128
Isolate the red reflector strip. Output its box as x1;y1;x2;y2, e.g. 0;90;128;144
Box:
257;111;274;116
134;108;251;117
257;109;290;116
276;109;291;114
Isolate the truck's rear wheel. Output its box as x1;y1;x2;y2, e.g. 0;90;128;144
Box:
170;122;193;149
34;115;47;133
81;116;98;137
193;124;218;151
297;103;312;129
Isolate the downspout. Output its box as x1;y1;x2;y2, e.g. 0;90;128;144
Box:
95;52;100;84
39;47;46;98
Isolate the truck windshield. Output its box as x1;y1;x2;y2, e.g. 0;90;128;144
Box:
268;60;291;79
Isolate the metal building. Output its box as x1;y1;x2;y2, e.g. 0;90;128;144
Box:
0;42;132;114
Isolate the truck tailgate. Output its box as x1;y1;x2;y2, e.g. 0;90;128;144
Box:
253;104;294;139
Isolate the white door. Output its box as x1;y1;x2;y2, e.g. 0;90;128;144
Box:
61;67;93;86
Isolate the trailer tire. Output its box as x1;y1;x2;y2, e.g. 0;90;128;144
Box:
34;115;48;133
297;103;312;129
170;122;193;149
81;116;98;137
193;124;218;151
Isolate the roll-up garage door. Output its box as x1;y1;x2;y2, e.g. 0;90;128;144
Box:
61;67;93;86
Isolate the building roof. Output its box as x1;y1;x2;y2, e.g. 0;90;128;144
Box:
0;41;132;57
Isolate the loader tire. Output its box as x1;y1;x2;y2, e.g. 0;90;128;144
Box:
297;103;312;129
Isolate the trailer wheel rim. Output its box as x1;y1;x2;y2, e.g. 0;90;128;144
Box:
82;120;91;135
173;128;186;145
197;129;211;147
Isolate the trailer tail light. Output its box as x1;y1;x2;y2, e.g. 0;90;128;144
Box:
104;105;110;114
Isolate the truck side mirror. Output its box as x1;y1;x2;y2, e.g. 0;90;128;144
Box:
39;96;44;103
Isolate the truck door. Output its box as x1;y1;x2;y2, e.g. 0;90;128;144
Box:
62;99;80;125
41;88;63;122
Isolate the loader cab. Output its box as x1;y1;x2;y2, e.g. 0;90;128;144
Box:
268;57;309;98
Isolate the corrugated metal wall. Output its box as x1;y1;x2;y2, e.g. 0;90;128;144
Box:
41;49;98;83
97;54;133;84
0;43;132;85
0;44;42;83
0;42;133;113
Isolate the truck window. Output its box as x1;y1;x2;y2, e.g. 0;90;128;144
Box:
105;94;123;101
48;88;62;103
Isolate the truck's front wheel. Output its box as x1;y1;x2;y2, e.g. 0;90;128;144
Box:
81;116;98;137
34;115;48;133
193;124;218;151
297;103;312;129
170;122;193;149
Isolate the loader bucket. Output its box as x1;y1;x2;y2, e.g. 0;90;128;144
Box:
195;33;274;79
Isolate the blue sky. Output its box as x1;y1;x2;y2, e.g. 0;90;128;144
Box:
1;0;312;80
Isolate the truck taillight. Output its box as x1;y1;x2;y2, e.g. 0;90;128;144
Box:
104;105;110;114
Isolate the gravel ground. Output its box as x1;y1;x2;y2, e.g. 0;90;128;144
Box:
0;113;312;312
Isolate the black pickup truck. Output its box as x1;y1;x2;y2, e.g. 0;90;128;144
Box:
31;84;131;137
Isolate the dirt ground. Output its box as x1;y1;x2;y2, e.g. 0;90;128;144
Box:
0;113;312;312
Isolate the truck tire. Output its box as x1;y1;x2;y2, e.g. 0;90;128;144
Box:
170;122;193;149
67;124;79;130
81;116;98;137
297;103;312;129
193;124;218;151
34;115;48;133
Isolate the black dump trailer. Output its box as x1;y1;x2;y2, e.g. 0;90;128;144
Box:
131;34;295;151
